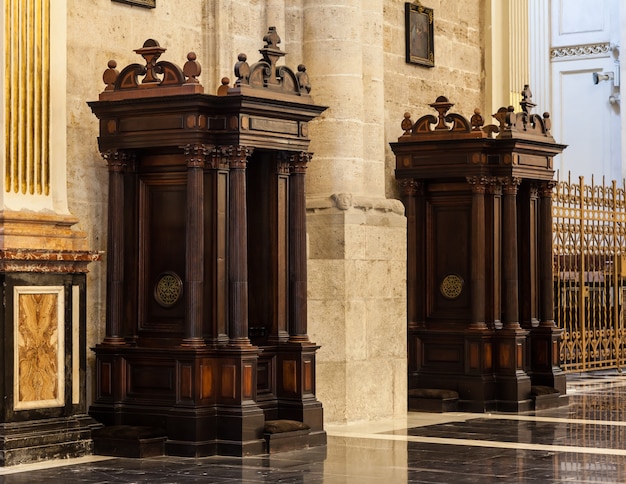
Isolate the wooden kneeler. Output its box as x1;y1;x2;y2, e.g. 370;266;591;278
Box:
408;388;459;413
263;420;311;454
92;425;166;458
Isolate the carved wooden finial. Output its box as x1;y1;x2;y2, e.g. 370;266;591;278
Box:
217;77;230;96
134;38;166;84
297;64;311;93
543;112;551;134
183;52;201;84
429;96;454;130
263;26;281;50
230;28;312;97
234;53;250;86
520;84;536;114
492;106;508;128
103;60;119;91
471;108;484;131
259;26;286;87
401;112;413;134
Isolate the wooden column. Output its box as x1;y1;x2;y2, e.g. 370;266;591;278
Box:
227;145;254;346
399;179;420;328
102;149;130;345
496;176;531;410
502;177;521;329
468;176;487;330
288;151;311;342
269;153;290;343
529;181;566;394
206;147;230;345
539;181;556;328
182;144;211;346
486;180;502;329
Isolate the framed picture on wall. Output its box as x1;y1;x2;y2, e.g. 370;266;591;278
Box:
405;2;434;67
112;0;156;8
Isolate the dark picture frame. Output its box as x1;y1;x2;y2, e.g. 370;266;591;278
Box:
112;0;156;8
405;2;434;67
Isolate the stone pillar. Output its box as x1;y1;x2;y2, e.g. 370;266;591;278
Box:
303;0;406;424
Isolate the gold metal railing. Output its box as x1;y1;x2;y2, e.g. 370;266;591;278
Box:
553;173;626;372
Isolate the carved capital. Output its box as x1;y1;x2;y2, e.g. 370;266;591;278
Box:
486;176;502;195
500;176;522;195
276;152;291;175
289;152;312;174
207;146;230;170
539;180;557;198
181;143;213;168
397;178;422;196
466;175;490;194
101;150;134;172
220;145;253;169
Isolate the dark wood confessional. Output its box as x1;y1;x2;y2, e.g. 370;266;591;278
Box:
391;87;568;412
88;29;325;456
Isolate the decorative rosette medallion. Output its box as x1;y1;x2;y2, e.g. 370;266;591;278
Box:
154;271;183;307
440;274;463;300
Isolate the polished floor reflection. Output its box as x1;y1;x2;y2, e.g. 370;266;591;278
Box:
2;372;626;483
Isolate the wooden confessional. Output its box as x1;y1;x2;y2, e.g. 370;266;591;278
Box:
88;30;325;456
391;89;568;412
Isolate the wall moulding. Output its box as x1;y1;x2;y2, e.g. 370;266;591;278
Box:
550;42;612;61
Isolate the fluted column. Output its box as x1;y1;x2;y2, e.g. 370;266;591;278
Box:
227;145;254;346
102;149;131;345
399;178;421;328
502;177;522;329
182;144;212;347
539;181;556;327
468;176;488;330
288;151;311;342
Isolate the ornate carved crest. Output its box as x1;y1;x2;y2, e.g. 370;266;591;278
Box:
399;96;486;140
491;85;554;141
99;39;204;100
398;86;554;142
227;27;312;98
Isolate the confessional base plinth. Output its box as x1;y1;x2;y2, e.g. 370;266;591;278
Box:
89;343;327;457
0;415;100;467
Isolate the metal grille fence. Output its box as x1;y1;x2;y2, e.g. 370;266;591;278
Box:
553;173;626;372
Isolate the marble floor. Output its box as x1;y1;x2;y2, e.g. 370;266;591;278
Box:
2;372;626;483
